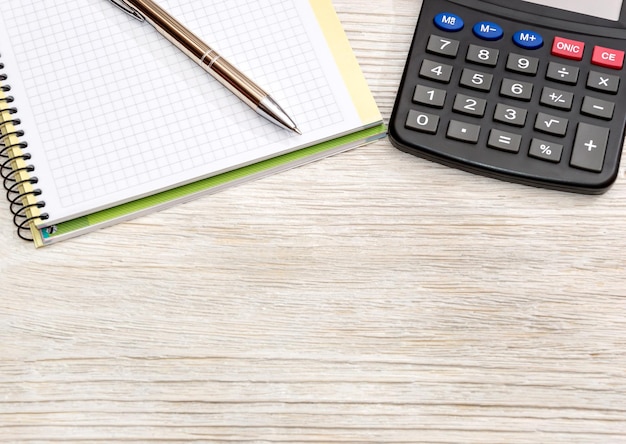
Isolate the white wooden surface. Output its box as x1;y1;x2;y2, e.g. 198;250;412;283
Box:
2;1;626;442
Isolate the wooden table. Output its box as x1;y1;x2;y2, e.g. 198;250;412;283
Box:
2;1;626;442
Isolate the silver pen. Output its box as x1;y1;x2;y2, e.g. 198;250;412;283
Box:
109;0;301;134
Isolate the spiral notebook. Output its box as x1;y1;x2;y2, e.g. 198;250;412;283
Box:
0;0;384;247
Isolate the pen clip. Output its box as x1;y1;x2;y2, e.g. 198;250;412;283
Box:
108;0;145;22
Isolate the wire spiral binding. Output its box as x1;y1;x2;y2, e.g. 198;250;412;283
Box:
0;54;48;241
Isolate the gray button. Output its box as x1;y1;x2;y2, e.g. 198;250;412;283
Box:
413;85;446;108
546;62;579;85
447;120;481;143
427;34;460;58
419;59;453;83
540;87;574;110
506;53;539;75
587;71;619;94
453;94;487;117
466;44;499;66
581;96;615;120
460;68;493;92
570;123;610;172
500;78;533;101
405;110;440;134
535;112;568;136
488;129;522;153
529;138;563;163
493;103;527;127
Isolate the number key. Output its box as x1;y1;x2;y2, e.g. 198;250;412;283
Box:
405;109;440;134
506;53;539;75
500;78;533;101
453;94;487;117
427;34;460;58
460;68;493;92
419;59;453;83
466;44;499;66
494;103;527;127
413;85;446;108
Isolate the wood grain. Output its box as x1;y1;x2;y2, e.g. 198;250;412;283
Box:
2;0;626;442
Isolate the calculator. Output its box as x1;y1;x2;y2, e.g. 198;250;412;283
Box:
388;0;626;194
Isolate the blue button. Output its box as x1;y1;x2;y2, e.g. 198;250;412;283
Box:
434;12;464;32
473;22;503;41
513;30;544;49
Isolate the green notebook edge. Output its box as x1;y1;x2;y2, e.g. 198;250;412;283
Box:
39;124;386;244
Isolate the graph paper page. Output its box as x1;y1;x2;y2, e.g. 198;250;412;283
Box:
0;0;368;224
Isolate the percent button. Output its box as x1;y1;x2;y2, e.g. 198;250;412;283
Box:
529;138;563;163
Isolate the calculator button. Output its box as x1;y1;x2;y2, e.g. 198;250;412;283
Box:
413;85;447;108
420;59;453;83
591;46;625;70
473;22;503;41
500;79;533;101
506;53;539;76
581;96;615;120
529;138;563;163
540;87;574;110
427;35;460;58
447;120;481;143
459;68;493;91
434;12;464;32
551;36;585;61
406;110;440;134
587;71;620;94
466;44;499;66
488;129;522;153
453;94;487;117
513;30;544;50
494;104;527;127
535;112;568;136
546;62;579;85
570;123;610;172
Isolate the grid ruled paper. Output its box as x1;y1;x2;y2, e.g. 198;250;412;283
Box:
0;0;361;222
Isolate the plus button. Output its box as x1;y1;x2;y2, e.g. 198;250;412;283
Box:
585;140;597;151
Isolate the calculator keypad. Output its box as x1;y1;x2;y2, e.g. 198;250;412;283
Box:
389;0;626;193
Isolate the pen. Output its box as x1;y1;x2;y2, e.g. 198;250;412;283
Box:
109;0;301;134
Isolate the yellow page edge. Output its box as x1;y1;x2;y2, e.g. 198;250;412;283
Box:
311;0;382;125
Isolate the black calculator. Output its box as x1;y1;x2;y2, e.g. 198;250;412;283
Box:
389;0;626;194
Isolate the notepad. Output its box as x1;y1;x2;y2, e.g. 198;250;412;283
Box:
0;0;384;246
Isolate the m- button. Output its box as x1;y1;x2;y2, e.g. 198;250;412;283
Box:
592;45;625;70
551;36;585;61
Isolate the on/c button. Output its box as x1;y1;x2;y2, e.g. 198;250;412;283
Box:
551;36;585;61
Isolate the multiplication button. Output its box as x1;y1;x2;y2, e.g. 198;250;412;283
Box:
587;71;620;94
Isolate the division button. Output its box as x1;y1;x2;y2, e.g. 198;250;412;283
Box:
587;71;620;94
447;120;481;143
546;62;579;85
488;129;522;153
513;30;543;50
570;123;610;172
426;34;460;57
473;21;504;41
405;110;440;134
581;96;615;120
529;138;563;163
434;12;464;32
551;36;585;61
535;112;569;136
591;45;625;70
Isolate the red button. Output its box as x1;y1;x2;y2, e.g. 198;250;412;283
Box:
592;46;625;69
551;36;585;61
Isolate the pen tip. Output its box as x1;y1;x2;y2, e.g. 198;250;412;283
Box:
293;127;302;135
